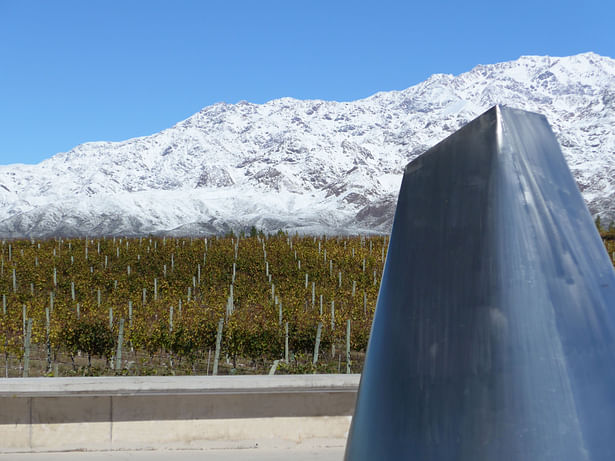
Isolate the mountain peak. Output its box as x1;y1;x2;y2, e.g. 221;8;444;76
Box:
0;53;614;238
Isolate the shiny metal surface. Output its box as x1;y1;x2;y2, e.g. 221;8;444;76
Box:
345;106;615;461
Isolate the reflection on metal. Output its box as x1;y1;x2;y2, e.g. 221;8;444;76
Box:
344;106;615;461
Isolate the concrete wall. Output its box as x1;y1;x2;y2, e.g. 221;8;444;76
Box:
0;375;359;453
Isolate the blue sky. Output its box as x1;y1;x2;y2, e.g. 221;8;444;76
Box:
0;0;612;165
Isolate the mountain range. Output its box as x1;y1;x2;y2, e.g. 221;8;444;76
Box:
1;52;614;237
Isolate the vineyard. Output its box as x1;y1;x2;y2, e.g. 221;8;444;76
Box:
2;230;614;378
0;231;388;377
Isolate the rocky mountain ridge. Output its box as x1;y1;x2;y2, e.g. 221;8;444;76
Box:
1;52;614;237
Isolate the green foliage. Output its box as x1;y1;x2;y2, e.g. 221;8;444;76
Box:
0;233;388;373
61;318;115;362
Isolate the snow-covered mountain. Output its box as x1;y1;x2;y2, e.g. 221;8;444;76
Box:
1;52;614;238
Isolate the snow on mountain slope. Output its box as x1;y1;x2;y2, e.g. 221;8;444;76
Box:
1;52;614;237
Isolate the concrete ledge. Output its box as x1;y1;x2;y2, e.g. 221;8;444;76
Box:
0;374;360;397
0;375;359;453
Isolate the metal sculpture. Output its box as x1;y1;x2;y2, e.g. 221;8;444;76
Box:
345;105;615;461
